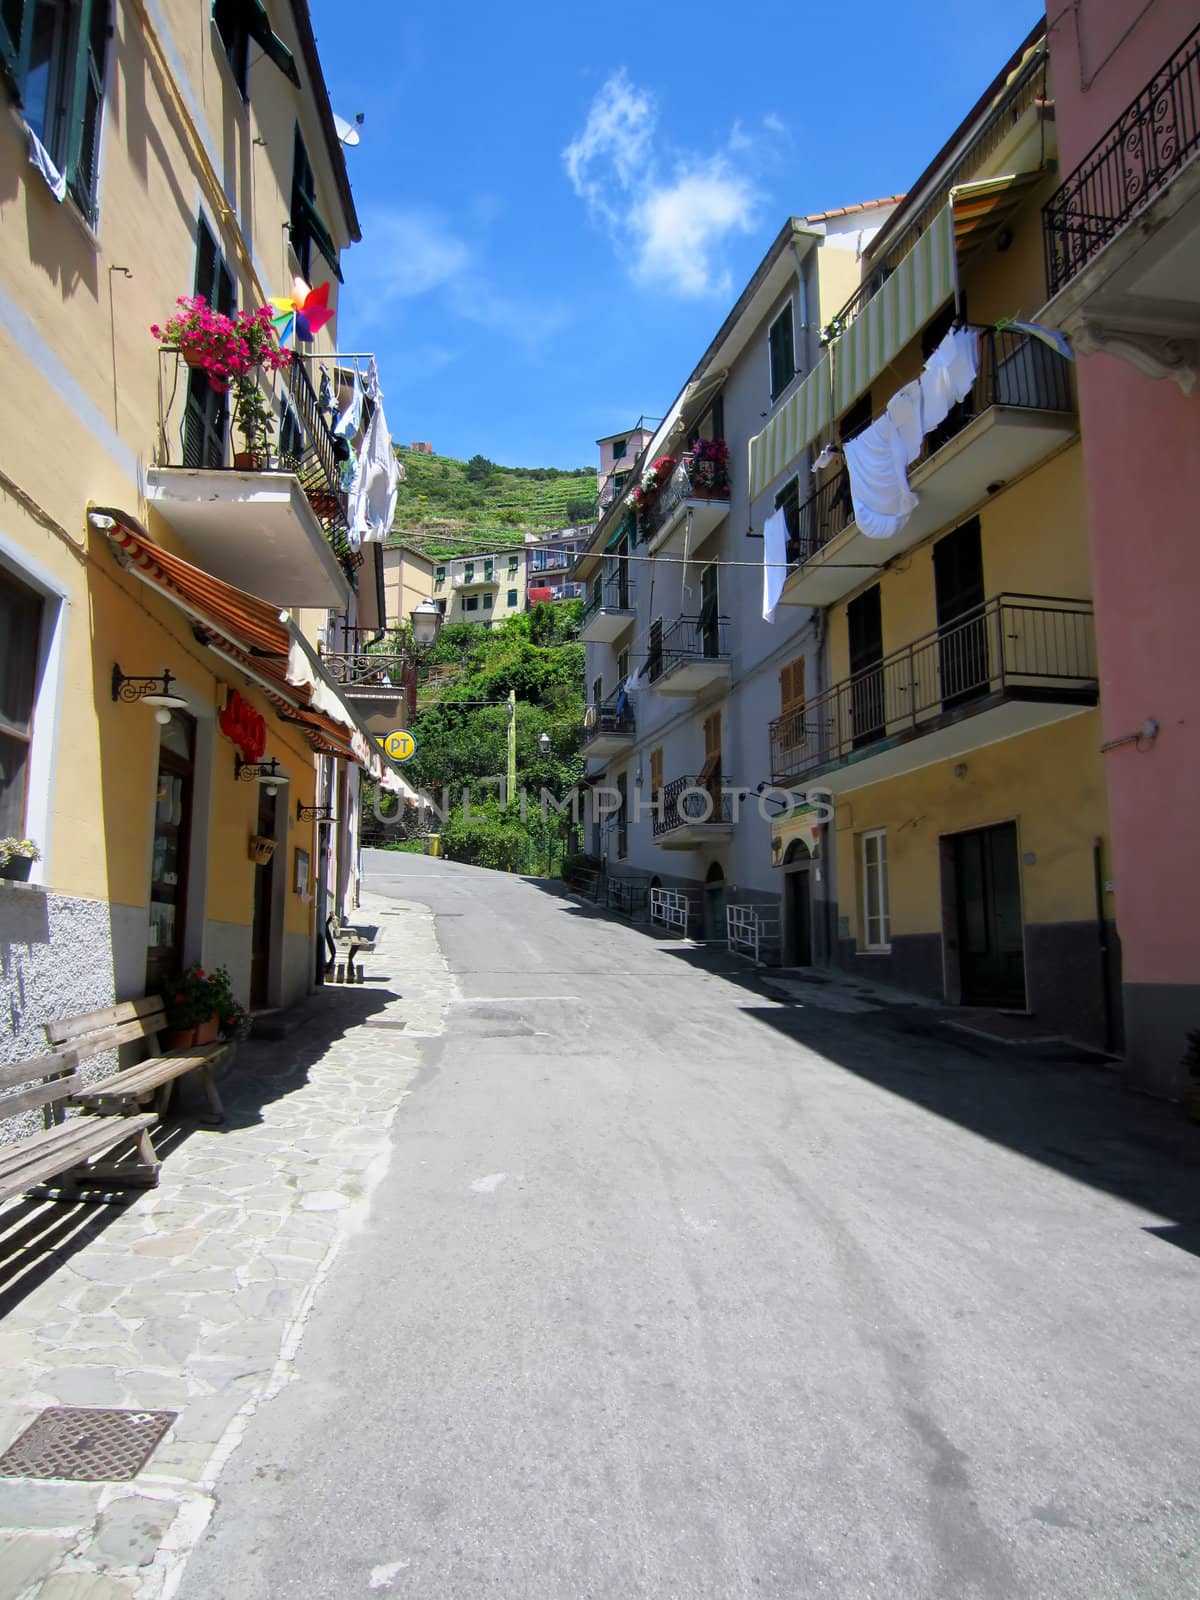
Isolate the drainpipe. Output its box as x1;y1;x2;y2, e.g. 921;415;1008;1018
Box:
1093;837;1115;1054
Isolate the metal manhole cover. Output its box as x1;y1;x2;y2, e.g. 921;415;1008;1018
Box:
0;1407;177;1482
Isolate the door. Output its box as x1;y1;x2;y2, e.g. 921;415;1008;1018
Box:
700;710;722;811
183;217;235;468
933;519;988;709
786;858;813;966
700;565;719;658
146;714;196;995
703;863;726;940
250;785;278;1008
615;540;629;609
953;822;1026;1008
847;585;884;749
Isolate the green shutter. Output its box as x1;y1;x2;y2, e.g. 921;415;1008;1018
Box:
0;0;24;90
294;188;343;281
241;0;300;86
64;0;108;222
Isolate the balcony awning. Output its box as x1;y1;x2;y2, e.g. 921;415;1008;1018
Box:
950;172;1044;259
91;507;404;781
748;202;957;500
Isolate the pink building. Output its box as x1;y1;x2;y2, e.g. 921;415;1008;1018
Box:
596;424;656;510
1040;2;1200;1094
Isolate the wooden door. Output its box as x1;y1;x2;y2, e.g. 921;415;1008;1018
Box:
250;786;277;1008
700;565;719;658
847;585;884;749
934;518;988;709
953;823;1026;1008
146;714;196;994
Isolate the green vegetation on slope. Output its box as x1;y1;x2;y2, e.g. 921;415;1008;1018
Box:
392;449;598;558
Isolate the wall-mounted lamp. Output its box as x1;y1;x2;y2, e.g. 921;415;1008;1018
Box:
235;756;289;795
297;800;336;824
112;664;189;724
537;731;551;755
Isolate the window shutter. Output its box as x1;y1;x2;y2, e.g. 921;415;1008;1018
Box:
0;1;23;88
64;0;108;222
781;657;806;711
650;747;662;797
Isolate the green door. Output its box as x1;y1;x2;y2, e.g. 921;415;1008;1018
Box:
953;822;1026;1008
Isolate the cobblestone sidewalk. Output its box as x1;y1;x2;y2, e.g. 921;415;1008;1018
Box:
0;892;453;1600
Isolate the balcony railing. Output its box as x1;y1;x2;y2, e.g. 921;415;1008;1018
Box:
581;689;635;748
639;450;731;546
154;348;365;584
320;650;408;688
652;775;734;839
787;326;1075;565
1043;23;1200;297
647;614;730;683
583;569;636;624
769;594;1096;784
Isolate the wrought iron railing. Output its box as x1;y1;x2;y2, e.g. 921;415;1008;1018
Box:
788;326;1074;565
154;348;369;585
769;594;1096;784
581;689;635;747
647;614;730;684
652;774;734;838
640;451;732;545
583;567;636;625
1044;23;1200;297
321;651;408;688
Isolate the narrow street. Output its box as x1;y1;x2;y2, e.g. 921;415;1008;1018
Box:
176;851;1199;1600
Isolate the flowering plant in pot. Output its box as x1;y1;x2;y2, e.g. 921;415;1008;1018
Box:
161;964;219;1048
229;307;292;469
151;296;241;387
688;436;730;497
0;838;40;881
631;455;678;510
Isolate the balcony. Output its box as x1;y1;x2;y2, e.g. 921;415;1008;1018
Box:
769;594;1097;794
580;689;635;759
452;567;498;590
652;775;734;851
641;450;731;559
581;569;636;643
319;631;411;735
778;327;1076;607
147;350;362;609
528;582;585;606
1041;23;1200;387
647;614;731;697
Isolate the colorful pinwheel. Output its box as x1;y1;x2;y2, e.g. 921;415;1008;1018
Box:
269;278;334;346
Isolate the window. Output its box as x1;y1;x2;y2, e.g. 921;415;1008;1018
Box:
647;618;663;682
699;710;721;793
184;215;235;469
507;588;517;607
0;565;44;838
434;597;446;616
591;675;602;707
775;476;801;553
616;647;629;684
699;564;719;658
615;771;627;859
464;561;474;582
769;302;796;401
779;656;806;743
862;830;890;950
483;593;494;609
649;745;663;802
839;392;873;444
290;124;342;281
484;559;494;581
464;595;479;612
1;0;110;223
278;400;302;468
611;438;627;461
212;0;299;97
435;566;445;589
508;555;518;576
613;471;629;495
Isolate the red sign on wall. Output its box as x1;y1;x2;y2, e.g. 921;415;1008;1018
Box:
219;689;267;762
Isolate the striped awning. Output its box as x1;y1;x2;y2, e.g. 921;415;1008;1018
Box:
950;172;1043;258
748;202;957;500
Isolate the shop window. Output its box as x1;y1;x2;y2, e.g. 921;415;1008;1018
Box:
861;829;890;950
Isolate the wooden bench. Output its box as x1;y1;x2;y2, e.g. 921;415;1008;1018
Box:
0;1051;158;1204
326;911;377;984
46;997;228;1131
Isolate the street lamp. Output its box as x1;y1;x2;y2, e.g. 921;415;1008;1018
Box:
538;731;551;755
409;597;443;650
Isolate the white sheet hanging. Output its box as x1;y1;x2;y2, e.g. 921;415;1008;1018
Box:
26;123;66;202
844;415;919;540
920;326;979;433
347;399;399;545
762;506;788;621
886;380;924;465
334;365;363;439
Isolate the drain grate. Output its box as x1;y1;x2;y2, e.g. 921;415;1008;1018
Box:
0;1407;177;1482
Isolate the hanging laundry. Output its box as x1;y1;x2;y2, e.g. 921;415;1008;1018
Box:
334;365;363;439
995;317;1074;362
347;399;398;545
886;380;924;466
363;356;381;402
843;414;919;540
920;326;979;433
26;123;66;202
762;506;789;622
812;442;841;474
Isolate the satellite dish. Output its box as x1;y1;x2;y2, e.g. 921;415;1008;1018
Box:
333;112;364;147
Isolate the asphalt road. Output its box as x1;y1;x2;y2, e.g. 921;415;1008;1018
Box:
179;852;1200;1599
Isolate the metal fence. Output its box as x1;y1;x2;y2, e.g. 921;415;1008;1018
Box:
580;689;635;748
649;887;691;934
583;566;636;624
647;615;731;684
726;904;781;965
770;594;1097;784
1044;23;1200;296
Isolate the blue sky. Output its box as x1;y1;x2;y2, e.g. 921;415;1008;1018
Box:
312;0;1041;469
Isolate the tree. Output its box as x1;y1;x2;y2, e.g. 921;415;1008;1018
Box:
465;453;496;483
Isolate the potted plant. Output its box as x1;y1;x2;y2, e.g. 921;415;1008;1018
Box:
151;296;242;387
161;963;217;1049
632;455;678;537
1182;1030;1200;1124
0;838;40;882
230;307;292;470
688;437;730;499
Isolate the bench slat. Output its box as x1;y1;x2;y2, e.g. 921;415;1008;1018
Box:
0;1113;158;1203
46;997;167;1047
48;1015;167;1061
2;1074;85;1120
0;1049;79;1093
72;1045;227;1105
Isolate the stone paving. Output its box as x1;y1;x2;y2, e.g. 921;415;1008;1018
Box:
0;892;454;1600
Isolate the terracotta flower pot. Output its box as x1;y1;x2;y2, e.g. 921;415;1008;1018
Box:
164;1026;198;1050
233;451;267;471
195;1014;219;1046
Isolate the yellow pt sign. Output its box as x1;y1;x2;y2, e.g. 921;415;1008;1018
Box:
381;728;416;763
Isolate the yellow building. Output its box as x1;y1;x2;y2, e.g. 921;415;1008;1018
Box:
0;0;403;1057
756;23;1117;1050
382;542;437;633
433;549;527;626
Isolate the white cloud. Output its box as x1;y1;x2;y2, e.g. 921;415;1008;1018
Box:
563;71;771;298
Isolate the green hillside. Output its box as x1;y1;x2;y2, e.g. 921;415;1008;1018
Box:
391;449;598;557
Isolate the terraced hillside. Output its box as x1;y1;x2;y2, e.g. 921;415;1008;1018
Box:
392;448;598;557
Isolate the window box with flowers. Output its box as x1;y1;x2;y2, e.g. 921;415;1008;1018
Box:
687;437;730;499
631;455;677;536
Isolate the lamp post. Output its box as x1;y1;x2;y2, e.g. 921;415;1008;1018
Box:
409;597;443;651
